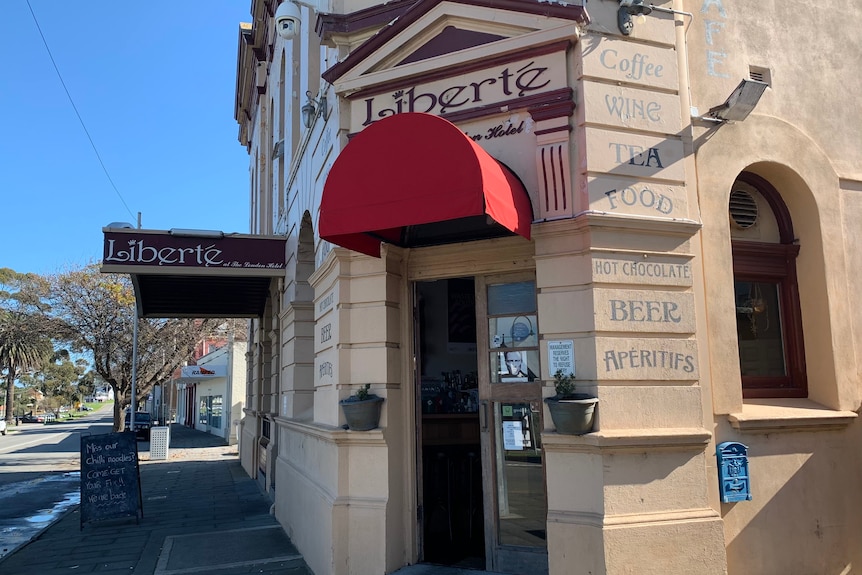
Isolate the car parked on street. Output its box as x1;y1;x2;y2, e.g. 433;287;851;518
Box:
21;413;45;423
124;411;152;440
0;419;6;435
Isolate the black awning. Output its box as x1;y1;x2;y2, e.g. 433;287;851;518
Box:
101;228;285;318
132;274;274;318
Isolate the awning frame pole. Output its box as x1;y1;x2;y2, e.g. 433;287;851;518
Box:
129;211;141;433
130;314;138;432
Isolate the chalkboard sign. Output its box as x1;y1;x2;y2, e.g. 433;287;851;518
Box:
80;432;142;527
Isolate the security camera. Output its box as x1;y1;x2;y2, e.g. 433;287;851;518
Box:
275;1;301;40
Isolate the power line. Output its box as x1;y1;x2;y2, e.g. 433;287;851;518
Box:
25;0;136;222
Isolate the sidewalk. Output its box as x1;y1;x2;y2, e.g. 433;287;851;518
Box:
0;424;314;575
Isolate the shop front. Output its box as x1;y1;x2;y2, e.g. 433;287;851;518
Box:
250;0;726;571
228;0;862;573
414;273;546;571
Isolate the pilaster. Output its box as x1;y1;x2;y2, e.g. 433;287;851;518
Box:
533;22;726;574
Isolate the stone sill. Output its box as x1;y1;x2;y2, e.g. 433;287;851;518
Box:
542;427;712;453
727;399;858;433
274;416;387;446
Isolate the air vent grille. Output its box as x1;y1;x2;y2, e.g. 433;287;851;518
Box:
729;189;758;228
748;66;772;86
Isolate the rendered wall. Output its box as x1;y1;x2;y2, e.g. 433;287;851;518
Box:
234;0;862;573
683;0;862;572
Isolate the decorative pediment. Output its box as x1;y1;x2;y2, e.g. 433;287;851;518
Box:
322;0;588;94
396;26;507;66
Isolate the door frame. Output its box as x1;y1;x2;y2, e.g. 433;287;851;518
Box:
475;272;548;574
405;238;539;568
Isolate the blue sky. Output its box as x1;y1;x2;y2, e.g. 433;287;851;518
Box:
1;1;253;275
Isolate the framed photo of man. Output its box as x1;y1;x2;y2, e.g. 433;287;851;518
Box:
496;349;538;383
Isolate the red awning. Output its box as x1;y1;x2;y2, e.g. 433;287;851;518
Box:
320;113;533;257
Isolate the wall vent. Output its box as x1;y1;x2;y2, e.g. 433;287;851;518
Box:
749;66;772;86
729;189;759;228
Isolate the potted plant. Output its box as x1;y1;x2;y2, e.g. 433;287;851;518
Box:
544;369;598;435
339;384;385;431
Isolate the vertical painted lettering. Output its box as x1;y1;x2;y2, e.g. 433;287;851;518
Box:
703;0;729;78
707;51;730;78
701;0;727;17
704;20;725;45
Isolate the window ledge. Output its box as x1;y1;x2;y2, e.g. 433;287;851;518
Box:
728;399;857;433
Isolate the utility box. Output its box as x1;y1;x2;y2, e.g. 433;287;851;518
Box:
150;426;170;460
717;441;751;503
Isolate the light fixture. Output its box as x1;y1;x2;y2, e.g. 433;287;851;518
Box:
706;79;769;122
169;228;225;239
301;90;328;129
617;1;693;35
618;0;651;35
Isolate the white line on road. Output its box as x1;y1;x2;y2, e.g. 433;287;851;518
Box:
0;431;76;454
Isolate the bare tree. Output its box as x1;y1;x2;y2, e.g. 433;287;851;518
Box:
49;265;222;432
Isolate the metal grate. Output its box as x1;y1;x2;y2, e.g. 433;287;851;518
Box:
729;189;759;228
150;426;170;460
749;66;771;86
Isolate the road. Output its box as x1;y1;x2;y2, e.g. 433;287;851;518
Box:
0;406;118;558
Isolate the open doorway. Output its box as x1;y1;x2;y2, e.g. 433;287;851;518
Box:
416;278;484;568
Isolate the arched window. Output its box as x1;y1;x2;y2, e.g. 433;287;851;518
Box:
730;172;806;398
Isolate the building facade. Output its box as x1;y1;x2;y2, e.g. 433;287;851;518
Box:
174;340;248;445
234;1;862;573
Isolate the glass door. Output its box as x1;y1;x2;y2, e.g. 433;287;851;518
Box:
476;275;548;574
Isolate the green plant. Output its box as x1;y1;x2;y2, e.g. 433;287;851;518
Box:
355;384;371;401
553;369;577;398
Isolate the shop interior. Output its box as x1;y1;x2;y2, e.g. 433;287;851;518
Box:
416;278;485;568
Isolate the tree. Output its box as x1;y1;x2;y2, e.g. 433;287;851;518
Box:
0;269;54;424
76;369;99;404
18;350;88;417
48;265;223;432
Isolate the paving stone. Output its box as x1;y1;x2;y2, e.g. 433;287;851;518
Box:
0;424;314;575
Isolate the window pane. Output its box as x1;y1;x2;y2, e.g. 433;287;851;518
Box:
199;397;208;425
735;281;786;376
211;395;223;429
489;315;538;349
491;349;539;383
488;282;536;315
494;402;546;547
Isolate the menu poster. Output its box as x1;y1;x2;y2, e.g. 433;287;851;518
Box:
80;432;142;527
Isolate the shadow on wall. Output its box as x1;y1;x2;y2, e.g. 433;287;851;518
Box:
720;416;862;574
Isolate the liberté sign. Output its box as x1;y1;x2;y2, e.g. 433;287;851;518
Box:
351;51;568;132
102;230;285;276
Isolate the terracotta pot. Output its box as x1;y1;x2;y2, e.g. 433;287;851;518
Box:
339;396;384;431
545;394;597;435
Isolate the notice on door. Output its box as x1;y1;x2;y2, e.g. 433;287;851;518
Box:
80;432;142;527
503;421;524;451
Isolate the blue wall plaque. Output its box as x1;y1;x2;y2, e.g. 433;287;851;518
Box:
717;441;752;503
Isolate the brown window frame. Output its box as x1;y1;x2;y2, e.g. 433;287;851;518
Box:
731;173;807;399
